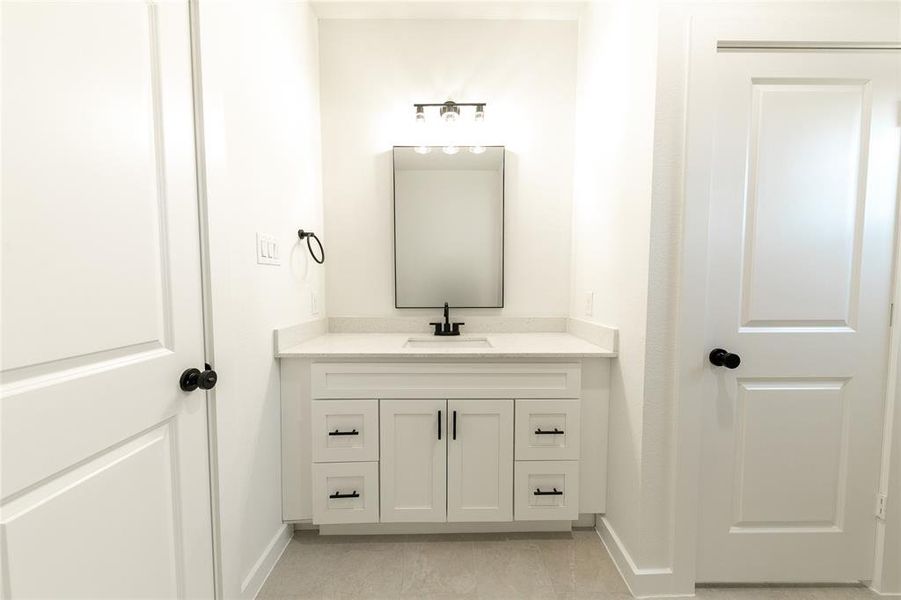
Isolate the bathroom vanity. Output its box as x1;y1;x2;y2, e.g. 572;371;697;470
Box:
277;143;615;533
278;329;615;533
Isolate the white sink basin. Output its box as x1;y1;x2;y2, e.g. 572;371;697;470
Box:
404;336;493;349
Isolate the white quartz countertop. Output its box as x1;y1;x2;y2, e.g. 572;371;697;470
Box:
277;332;616;359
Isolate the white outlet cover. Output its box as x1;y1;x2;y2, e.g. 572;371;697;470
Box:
256;233;280;266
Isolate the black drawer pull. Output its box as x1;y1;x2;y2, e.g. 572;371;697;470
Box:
534;488;563;496
534;428;564;435
329;490;360;499
328;429;359;436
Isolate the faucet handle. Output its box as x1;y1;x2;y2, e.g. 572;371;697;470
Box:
429;322;443;336
451;322;465;334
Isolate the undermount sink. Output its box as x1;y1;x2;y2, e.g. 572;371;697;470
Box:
404;336;493;349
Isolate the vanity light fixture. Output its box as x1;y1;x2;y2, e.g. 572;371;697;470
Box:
413;100;487;124
440;103;460;123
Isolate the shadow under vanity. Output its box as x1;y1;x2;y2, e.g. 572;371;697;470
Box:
276;145;617;533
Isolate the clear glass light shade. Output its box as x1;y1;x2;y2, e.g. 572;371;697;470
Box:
443;145;459;155
469;145;486;154
414;145;431;155
474;105;485;123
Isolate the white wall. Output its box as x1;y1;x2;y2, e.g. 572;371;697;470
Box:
197;2;324;597
569;0;660;570
318;19;578;317
876;371;901;593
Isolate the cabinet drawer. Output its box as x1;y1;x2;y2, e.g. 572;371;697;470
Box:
514;399;580;461
311;400;378;462
514;461;579;521
312;462;379;524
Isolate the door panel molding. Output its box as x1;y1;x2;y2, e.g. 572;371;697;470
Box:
718;41;901;51
0;2;176;374
731;379;851;531
1;422;185;599
739;79;870;332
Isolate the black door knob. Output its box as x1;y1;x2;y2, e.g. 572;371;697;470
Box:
180;365;218;391
198;368;218;390
709;348;741;369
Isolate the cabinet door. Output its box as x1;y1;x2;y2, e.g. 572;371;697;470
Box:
447;399;513;522
380;399;446;522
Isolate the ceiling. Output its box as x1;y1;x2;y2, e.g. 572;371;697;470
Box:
310;0;586;20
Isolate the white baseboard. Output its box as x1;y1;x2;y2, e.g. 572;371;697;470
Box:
597;517;690;599
319;520;571;535
243;524;292;599
573;513;597;528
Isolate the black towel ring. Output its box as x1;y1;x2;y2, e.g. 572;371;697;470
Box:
297;230;325;264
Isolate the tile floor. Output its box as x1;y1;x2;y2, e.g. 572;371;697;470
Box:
258;530;878;600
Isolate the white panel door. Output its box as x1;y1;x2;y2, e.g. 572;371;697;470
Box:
447;399;513;522
698;50;900;582
380;399;447;522
1;2;214;598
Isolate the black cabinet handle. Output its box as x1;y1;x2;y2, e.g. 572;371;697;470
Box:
329;490;359;499
453;410;457;440
534;488;564;496
438;410;442;440
328;429;359;436
534;428;564;435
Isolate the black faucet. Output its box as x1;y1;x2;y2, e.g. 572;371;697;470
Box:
430;302;465;336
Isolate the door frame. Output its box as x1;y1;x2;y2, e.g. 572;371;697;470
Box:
672;12;901;596
187;1;224;597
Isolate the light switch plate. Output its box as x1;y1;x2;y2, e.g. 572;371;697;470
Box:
310;290;320;316
584;291;594;317
256;233;280;266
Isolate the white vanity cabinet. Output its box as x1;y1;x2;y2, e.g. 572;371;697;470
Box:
380;399;447;522
280;357;611;532
447;399;514;522
379;399;514;523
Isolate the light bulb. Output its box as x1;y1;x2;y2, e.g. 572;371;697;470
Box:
443;145;459;155
414;145;431;155
440;102;460;123
469;145;486;154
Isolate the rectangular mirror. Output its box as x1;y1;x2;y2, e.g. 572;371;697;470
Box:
393;146;504;308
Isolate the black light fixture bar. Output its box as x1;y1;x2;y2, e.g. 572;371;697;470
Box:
413;102;486;108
